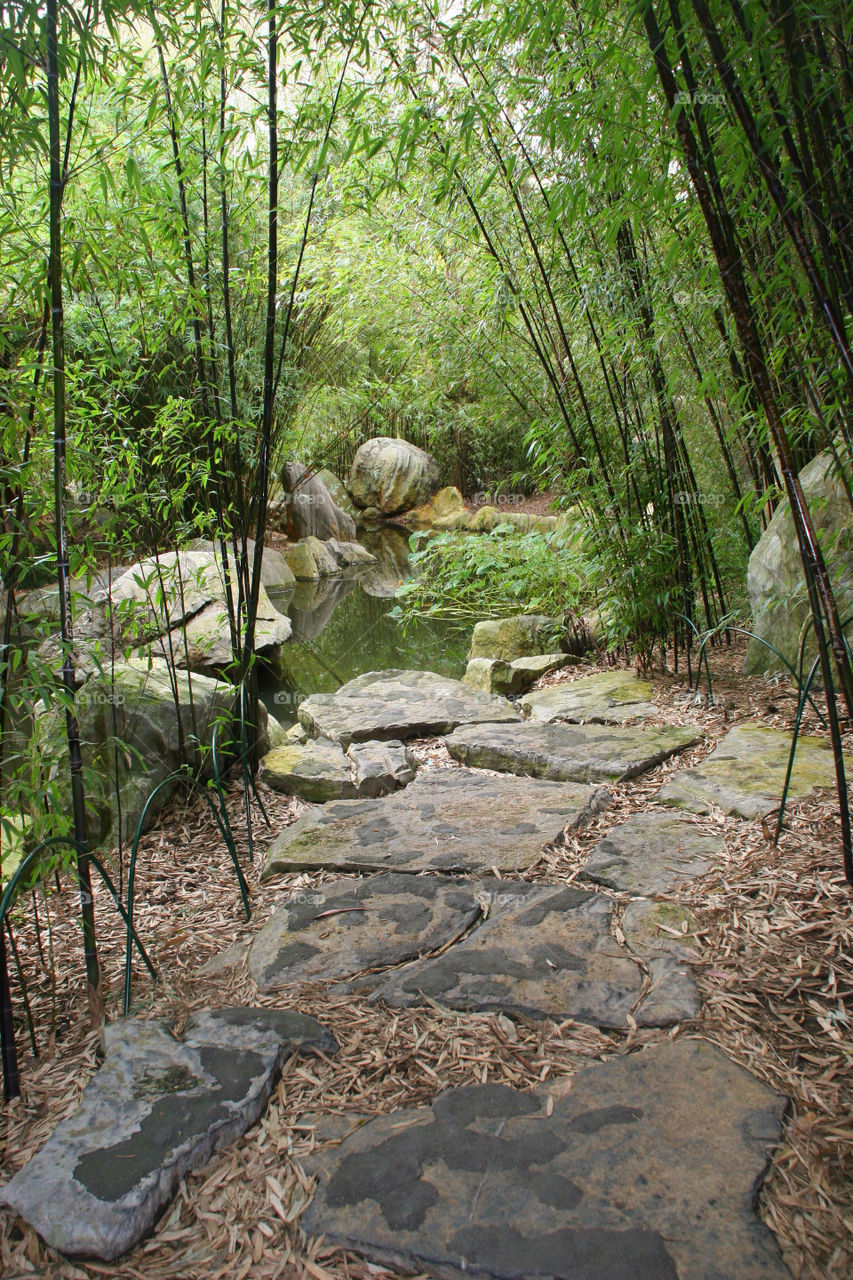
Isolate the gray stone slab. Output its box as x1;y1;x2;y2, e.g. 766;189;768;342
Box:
259;739;357;802
657;722;851;819
250;873;480;990
347;739;416;797
298;669;521;748
0;1008;336;1261
622;899;700;962
522;670;658;724
262;769;605;879
372;883;696;1029
583;812;720;895
446;720;701;784
305;1039;790;1280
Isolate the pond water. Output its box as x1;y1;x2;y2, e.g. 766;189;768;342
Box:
259;525;472;727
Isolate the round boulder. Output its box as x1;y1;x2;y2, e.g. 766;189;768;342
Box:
347;437;441;516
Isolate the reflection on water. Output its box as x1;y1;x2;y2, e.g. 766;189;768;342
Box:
260;526;471;725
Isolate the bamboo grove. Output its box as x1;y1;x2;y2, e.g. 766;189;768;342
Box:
0;0;851;1093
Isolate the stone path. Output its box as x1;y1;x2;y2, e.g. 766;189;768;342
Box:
297;668;521;746
6;666;817;1273
250;874;480;989
370;883;698;1028
658;721;850;818
305;1040;790;1280
445;719;700;782
0;1009;335;1260
262;768;605;877
521;668;658;723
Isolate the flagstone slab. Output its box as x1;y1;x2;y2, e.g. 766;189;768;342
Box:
0;1008;336;1261
371;883;697;1028
250;874;481;990
621;899;700;962
304;1039;790;1280
582;812;721;895
259;739;357;802
445;720;700;784
657;722;850;819
297;668;521;748
262;769;605;879
522;670;658;724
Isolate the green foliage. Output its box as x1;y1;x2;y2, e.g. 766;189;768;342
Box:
392;525;590;621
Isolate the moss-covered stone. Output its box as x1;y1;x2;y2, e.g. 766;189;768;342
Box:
468;614;566;662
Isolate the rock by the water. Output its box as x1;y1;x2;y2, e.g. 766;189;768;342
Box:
315;467;359;518
249;873;480;989
285;537;342;580
582;811;720;894
446;721;700;784
468;614;565;662
373;883;696;1028
347;739;416;797
744;446;852;676
298;669;521;748
400;486;471;530
285;536;376;580
278;461;357;542
259;740;357;802
462;654;572;697
304;1039;789;1280
658;722;850;819
107;549;291;674
0;1008;336;1261
262;768;604;878
186;537;295;592
522;670;657;724
348;437;441;515
33;657;246;848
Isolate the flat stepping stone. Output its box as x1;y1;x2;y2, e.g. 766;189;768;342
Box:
347;739;416;797
445;721;700;784
0;1008;336;1261
583;812;720;894
259;739;357;802
262;769;605;879
250;873;480;989
298;668;521;747
372;883;697;1029
658;722;851;819
522;669;657;724
622;899;700;961
304;1039;789;1280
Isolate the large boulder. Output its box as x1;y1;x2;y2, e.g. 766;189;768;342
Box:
347;437;441;515
34;657;272;848
277;461;357;542
107;550;291;675
400;486;471;530
744;447;852;675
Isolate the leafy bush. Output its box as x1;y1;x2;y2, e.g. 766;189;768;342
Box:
391;525;591;621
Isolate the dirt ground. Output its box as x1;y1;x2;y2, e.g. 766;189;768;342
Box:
1;637;851;1280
